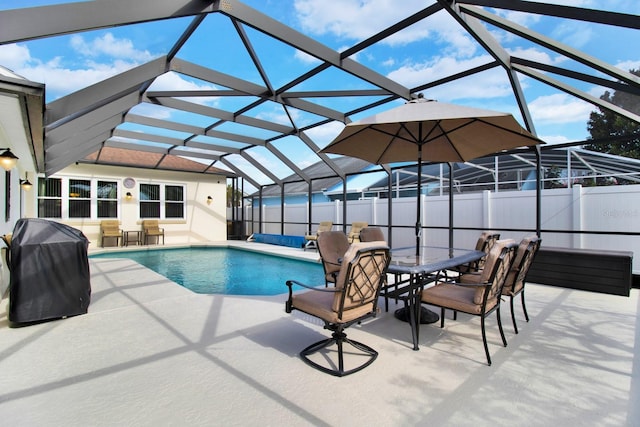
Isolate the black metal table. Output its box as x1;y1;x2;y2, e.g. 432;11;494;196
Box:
386;246;484;351
123;230;142;247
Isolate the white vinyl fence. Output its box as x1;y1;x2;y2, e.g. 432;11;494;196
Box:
233;184;640;273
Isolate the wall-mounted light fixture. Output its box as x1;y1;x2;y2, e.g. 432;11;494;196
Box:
20;172;32;191
125;192;133;200
0;148;18;171
206;196;213;205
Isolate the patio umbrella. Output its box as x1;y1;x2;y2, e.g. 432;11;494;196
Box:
321;97;544;254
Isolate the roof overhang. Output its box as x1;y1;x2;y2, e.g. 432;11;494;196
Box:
0;68;45;172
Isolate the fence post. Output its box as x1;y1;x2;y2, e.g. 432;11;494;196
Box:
572;184;583;248
482;190;491;230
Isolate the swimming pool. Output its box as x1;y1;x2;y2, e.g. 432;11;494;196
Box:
90;247;325;296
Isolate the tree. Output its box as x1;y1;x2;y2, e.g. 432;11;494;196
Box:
585;69;640;158
227;184;243;207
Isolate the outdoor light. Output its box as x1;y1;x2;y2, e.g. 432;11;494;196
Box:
206;195;213;205
20;172;32;191
0;148;18;171
125;192;133;200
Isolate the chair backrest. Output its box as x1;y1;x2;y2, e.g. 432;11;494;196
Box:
316;221;333;234
475;231;500;268
472;239;517;305
348;221;368;242
504;236;542;295
331;242;390;317
142;219;160;231
317;231;350;281
359;227;385;243
101;220;121;232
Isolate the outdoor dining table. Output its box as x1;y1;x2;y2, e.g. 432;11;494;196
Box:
386;246;485;351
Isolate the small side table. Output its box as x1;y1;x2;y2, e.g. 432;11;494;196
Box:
123;230;142;247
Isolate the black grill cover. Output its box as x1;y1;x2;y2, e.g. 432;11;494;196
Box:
9;219;91;324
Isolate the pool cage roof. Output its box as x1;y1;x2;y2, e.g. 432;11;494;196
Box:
0;1;639;189
254;146;640;199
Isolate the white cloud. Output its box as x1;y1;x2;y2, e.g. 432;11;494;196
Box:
616;60;640;73
529;93;594;125
304;121;344;147
294;0;425;40
387;54;514;101
0;43;32;72
70;33;154;62
540;134;572;145
148;72;219;106
293;0;476;55
294;49;321;65
0;33;159;98
506;47;566;66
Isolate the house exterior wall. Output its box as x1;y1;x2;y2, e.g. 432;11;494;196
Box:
22;163;228;249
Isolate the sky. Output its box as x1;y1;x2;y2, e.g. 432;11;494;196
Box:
0;0;639;190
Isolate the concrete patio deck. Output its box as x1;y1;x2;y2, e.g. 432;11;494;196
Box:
0;241;638;426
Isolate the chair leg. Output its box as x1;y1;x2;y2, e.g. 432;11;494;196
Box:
299;330;378;377
481;315;491;366
440;307;445;328
496;308;507;347
521;289;530;322
510;295;519;334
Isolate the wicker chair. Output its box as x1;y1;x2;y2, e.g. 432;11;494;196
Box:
100;220;122;247
142;220;165;245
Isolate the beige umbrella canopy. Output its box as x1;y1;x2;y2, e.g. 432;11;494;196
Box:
321;98;544;252
322;98;543;164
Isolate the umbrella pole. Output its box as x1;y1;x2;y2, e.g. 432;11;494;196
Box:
416;144;422;257
449;162;453;251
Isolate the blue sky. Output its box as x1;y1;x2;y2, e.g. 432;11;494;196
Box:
0;0;639;189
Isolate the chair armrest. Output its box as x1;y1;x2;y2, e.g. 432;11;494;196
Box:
444;280;490;288
325;260;341;268
286;280;340;292
285;280;341;312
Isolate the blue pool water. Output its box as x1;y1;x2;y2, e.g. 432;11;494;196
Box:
90;247;324;295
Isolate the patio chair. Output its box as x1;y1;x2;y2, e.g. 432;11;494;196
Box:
347;221;368;243
317;231;350;287
420;239;518;366
459;237;542;332
359;227;385;243
454;231;500;275
359;227;395;311
303;221;333;251
502;236;542;334
285;241;390;377
100;220;122;247
143;220;165;245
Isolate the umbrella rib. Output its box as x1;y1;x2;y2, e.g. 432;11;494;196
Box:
423;118;540;145
375;127;403;164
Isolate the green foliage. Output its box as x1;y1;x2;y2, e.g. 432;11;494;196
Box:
227;185;243;207
585;69;640;158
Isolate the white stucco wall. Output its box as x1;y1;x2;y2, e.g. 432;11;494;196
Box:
20;163;228;249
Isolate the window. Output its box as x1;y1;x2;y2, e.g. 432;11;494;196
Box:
165;185;184;218
38;177;62;218
139;183;185;219
97;180;118;218
69;179;90;218
38;177;118;219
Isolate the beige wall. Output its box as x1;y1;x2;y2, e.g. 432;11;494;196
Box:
22;163;228;249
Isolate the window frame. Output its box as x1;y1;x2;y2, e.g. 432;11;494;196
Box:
37;176;120;220
138;182;186;220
